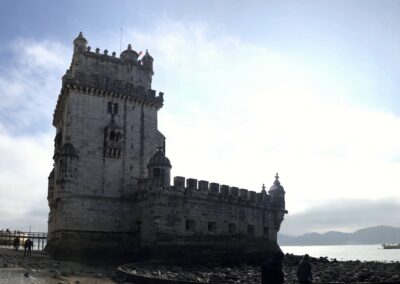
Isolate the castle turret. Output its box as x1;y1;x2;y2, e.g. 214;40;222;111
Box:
120;44;139;62
73;32;88;53
147;146;172;188
268;173;285;209
141;49;154;74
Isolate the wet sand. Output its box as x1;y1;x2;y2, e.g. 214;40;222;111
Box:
0;248;116;284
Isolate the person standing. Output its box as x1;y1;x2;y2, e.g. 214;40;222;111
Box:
23;238;33;257
297;254;313;284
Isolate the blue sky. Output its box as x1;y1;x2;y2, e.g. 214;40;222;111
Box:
0;0;400;235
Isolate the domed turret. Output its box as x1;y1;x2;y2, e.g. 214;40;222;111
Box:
141;49;154;73
147;146;172;188
268;173;285;209
120;44;139;62
73;32;88;53
269;173;285;193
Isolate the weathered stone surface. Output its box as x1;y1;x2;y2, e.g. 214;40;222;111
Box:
47;33;287;261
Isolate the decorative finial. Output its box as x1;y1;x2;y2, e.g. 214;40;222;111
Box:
78;31;83;38
275;173;279;180
95;48;100;54
127;44;132;50
112;51;116;57
262;184;266;191
104;49;108;55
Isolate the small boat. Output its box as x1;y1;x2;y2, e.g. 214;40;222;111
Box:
382;243;400;249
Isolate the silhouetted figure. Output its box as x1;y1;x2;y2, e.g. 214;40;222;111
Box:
261;251;285;284
23;239;33;257
297;254;313;284
13;236;20;251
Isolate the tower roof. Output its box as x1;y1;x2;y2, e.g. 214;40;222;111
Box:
147;147;172;168
269;173;285;192
142;49;153;60
120;44;139;61
73;32;88;44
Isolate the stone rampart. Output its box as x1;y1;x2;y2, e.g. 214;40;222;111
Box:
166;176;271;207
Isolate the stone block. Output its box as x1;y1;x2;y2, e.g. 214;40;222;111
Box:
220;185;230;199
229;187;239;198
249;191;256;204
239;189;248;201
186;178;198;191
198;180;209;192
209;183;220;195
174;176;185;190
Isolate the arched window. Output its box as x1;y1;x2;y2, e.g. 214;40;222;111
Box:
110;131;116;141
116;132;122;141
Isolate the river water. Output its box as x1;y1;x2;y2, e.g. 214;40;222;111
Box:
281;244;400;262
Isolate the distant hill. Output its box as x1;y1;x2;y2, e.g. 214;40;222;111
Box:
278;225;400;246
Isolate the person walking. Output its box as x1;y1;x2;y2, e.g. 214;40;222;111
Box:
297;254;312;284
13;236;20;251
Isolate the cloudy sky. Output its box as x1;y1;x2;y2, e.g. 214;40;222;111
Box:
0;0;399;236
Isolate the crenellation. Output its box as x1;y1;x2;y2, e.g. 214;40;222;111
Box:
198;180;209;191
249;191;257;204
220;185;230;199
230;186;239;198
173;176;185;190
209;182;220;195
186;178;198;191
239;188;249;201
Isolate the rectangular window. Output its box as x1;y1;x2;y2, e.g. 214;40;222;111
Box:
136;221;142;233
247;225;255;236
228;223;236;234
185;219;196;231
208;221;216;233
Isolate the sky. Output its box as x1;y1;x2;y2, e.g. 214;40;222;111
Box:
0;0;400;236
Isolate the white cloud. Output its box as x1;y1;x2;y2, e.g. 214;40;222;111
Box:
0;38;69;132
0;126;53;232
128;21;400;218
280;198;400;236
0;38;67;232
1;22;400;235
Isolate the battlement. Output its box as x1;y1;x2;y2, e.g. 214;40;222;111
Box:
145;176;278;209
68;32;155;92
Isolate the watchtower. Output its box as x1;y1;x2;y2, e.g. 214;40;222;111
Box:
47;32;165;257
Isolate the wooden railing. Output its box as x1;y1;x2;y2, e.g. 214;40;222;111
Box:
0;230;47;251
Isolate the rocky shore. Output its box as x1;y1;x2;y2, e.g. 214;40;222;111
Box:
1;247;400;283
121;254;400;283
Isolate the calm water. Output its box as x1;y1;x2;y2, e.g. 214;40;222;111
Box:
281;244;400;262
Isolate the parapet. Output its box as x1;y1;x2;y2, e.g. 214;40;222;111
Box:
168;176;272;208
65;33;158;98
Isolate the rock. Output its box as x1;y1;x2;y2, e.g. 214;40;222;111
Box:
24;272;29;277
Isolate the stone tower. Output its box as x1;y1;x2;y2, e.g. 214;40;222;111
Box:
47;33;287;261
47;32;165;257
